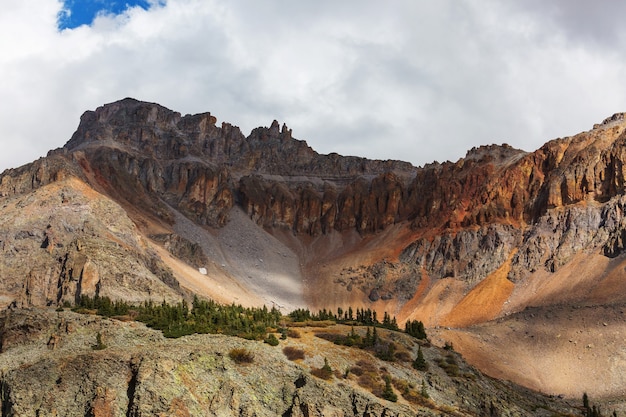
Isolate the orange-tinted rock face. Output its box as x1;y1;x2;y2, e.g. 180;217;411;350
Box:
6;98;626;323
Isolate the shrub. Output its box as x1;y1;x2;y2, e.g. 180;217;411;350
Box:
264;333;279;346
92;332;107;350
394;350;412;362
287;329;301;338
393;378;411;396
311;357;333;380
420;380;429;399
355;359;377;373
229;348;254;364
350;365;364;376
375;342;396;362
436;354;460;377
357;373;378;392
283;346;305;360
74;308;98;315
392;378;432;406
314;332;343;344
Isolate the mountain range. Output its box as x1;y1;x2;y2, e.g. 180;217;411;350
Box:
3;98;626;413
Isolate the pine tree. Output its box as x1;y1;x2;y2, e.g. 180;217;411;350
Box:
413;346;428;371
316;357;333;380
382;375;397;402
390;316;398;330
383;311;391;327
582;393;606;417
405;319;427;339
364;327;373;347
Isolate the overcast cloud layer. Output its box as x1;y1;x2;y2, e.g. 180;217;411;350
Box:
2;0;626;172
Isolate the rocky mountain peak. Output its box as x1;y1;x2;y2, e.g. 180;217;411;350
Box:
8;102;626;405
64;98;183;152
597;112;626;128
462;143;527;165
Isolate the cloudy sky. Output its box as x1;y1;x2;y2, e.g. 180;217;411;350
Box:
2;0;626;172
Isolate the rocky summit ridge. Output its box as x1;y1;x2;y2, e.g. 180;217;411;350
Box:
3;98;626;404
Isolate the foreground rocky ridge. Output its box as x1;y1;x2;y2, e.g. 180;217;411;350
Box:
0;308;577;416
3;99;626;398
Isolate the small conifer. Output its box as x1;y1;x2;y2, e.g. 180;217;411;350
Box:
413;346;428;371
382;376;397;402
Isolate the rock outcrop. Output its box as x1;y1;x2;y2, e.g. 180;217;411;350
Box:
0;308;577;416
0;176;182;308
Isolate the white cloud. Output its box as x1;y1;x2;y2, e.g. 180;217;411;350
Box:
2;0;626;172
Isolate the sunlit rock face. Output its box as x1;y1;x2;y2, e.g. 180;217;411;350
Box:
4;99;626;328
6;99;626;401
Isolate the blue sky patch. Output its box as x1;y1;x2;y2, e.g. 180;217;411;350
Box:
57;0;154;30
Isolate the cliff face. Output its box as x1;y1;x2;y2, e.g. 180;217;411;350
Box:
3;98;626;314
0;175;182;308
54;99;626;239
5;98;626;400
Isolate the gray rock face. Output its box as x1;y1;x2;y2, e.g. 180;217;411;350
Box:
0;175;182;308
400;224;521;284
509;194;626;278
399;193;626;287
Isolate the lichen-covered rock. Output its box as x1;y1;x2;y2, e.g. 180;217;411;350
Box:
0;309;577;417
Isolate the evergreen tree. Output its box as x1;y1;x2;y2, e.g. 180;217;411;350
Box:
390;316;398;330
405;319;427;339
92;332;107;350
383;311;391;327
364;327;373;347
413;346;428;371
582;393;606;417
382;376;397;402
314;357;333;380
